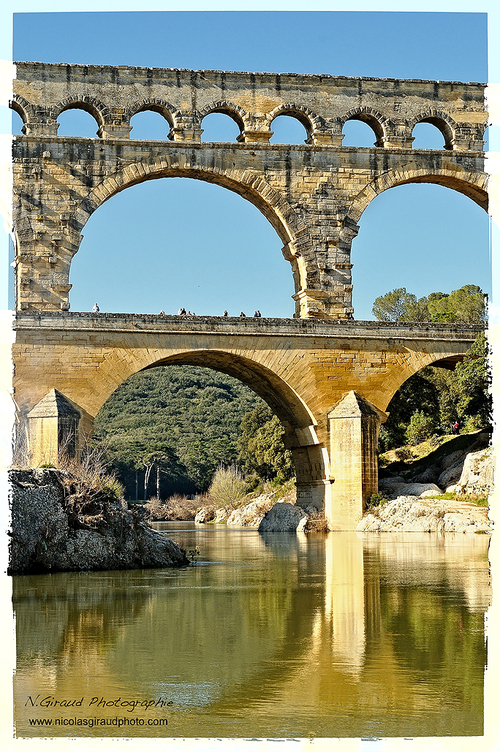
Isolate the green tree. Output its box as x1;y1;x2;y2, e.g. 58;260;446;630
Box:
373;284;486;324
373;286;489;451
379;373;440;451
450;332;491;430
92;365;264;498
427;285;486;324
238;405;294;482
405;410;436;445
372;288;428;322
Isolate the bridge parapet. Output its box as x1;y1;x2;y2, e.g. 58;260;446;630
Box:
12;62;487;151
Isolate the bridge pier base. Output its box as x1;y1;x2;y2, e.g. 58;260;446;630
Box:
295;480;331;513
26;389;91;466
326;392;387;531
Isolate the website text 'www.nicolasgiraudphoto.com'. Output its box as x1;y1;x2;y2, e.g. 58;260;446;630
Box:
28;717;169;729
23;695;173;731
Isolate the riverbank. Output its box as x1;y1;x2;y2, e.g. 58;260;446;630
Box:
8;468;189;574
357;496;492;533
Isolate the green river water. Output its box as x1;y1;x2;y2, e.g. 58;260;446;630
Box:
12;525;490;739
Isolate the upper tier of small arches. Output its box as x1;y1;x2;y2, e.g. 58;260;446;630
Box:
10;95;484;151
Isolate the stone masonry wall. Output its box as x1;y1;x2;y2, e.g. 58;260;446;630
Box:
11;63;488;318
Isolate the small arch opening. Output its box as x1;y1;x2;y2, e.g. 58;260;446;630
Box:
200;112;241;142
270;114;309;144
11;109;24;135
130;110;172;140
57;107;99;138
342;118;379;147
412;122;446;150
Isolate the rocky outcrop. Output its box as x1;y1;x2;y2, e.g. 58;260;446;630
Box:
357;496;492;534
213;508;229;523
226;494;277;527
401;431;490;491
379;433;494;501
378;478;444;499
194;506;216;523
9;468;189;574
194;506;228;524
448;447;494;495
258;502;307;532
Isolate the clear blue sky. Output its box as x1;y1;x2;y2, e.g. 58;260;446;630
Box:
10;11;490;319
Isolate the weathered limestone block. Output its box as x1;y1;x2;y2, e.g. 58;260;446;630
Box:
9;468;189;574
455;447;494;495
258;502;307;532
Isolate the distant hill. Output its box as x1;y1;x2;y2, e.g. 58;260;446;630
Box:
93;365;264;499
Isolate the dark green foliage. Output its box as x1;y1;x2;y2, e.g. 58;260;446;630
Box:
374;285;490;452
451;331;491;430
380;333;490;452
372;284;486;324
237;404;294;483
427;285;486;324
372;287;429;322
93;365;264;498
379;372;440;450
405;410;436;445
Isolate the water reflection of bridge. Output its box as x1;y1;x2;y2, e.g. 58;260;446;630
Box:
13;530;490;738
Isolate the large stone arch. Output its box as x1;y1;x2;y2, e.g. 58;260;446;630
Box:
376;342;480;413
90;347;326;493
345;165;489;227
74;158;316;296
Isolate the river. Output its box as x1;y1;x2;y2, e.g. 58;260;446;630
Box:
12;524;491;739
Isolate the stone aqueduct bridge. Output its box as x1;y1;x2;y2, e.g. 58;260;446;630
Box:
14;313;481;529
10;62;488;528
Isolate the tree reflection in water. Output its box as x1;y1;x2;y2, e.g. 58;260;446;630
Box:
13;529;490;738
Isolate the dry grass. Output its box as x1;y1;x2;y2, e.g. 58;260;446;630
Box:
50;446;125;531
144;494;207;521
208;465;247;510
